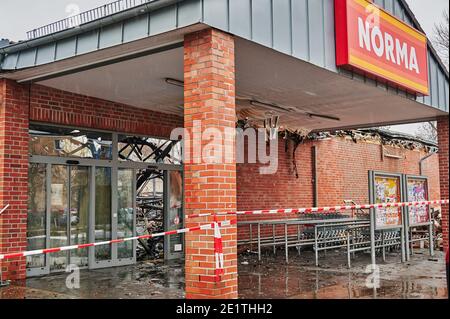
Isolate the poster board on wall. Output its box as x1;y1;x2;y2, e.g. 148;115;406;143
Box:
405;176;430;226
372;173;403;230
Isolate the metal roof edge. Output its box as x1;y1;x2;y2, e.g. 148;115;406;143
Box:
0;0;184;55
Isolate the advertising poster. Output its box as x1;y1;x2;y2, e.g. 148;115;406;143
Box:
374;175;402;229
407;178;429;225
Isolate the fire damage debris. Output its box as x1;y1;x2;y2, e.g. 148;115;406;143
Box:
136;168;165;261
308;128;438;153
237;116;438;178
118;136;182;261
237;118;443;245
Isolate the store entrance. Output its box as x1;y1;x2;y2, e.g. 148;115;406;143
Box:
26;124;184;277
136;169;183;261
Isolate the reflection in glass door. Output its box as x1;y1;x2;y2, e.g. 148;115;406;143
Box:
49;165;89;272
165;170;184;260
94;167;112;263
117;169;135;260
27;163;48;276
69;166;89;268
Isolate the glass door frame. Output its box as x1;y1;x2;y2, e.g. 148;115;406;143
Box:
116;161;184;261
26;163;51;277
28;128;184;276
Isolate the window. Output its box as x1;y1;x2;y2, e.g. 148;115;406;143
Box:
29;124;113;160
118;135;182;165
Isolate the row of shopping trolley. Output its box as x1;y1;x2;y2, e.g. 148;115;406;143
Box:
238;213;434;268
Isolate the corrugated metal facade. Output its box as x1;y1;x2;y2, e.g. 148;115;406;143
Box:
1;0;448;113
200;0;448;113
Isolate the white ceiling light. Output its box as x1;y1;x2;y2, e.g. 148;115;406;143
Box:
307;113;341;122
250;100;294;113
165;78;184;87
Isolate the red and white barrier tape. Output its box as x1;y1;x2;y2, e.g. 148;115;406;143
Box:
185;199;450;219
213;216;224;281
0;219;237;261
0;204;9;215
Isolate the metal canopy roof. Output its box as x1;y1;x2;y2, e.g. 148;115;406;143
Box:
0;0;448;115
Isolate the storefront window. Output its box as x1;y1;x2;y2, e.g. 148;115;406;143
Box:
27;163;47;269
29;124;113;160
95;167;112;261
50;165;69;271
117;169;134;259
168;171;183;254
118;135;182;164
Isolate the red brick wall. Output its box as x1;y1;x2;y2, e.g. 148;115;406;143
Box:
184;28;238;299
0;79;29;280
237;135;441;241
237;140;314;211
437;116;449;252
29;84;182;138
314;137;440;206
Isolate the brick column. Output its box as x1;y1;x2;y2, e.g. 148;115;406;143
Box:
0;79;29;280
437;116;449;252
183;29;238;299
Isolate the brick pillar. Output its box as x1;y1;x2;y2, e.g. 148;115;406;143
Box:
437;116;449;252
183;29;238;299
0;79;29;280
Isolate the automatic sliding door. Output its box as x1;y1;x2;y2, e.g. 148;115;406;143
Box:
27;163;48;276
50;165;69;272
94;167;112;264
49;165;89;272
69;166;89;268
165;170;184;260
117;169;135;261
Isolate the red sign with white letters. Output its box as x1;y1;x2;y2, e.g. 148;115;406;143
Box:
335;0;429;95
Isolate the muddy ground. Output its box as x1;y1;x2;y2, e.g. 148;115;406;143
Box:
0;249;447;299
239;249;448;299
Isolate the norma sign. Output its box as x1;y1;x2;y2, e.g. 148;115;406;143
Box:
335;0;429;95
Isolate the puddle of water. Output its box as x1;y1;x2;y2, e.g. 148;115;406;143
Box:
1;249;447;299
238;249;448;299
0;260;185;299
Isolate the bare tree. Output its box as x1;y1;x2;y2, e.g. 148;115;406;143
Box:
433;10;449;69
416;121;438;142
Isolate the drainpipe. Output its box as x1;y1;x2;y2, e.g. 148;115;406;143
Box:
0;204;10;287
419;150;437;175
312;146;318;207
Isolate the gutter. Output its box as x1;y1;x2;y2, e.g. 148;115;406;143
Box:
419;150;438;175
0;0;184;55
312;146;318;207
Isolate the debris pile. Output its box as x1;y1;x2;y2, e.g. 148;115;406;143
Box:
136;197;164;260
308;128;438;153
135;168;165;261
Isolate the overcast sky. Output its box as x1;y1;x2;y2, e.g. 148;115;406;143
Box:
0;0;448;135
0;0;448;42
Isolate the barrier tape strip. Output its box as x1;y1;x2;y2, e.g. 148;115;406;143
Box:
0;219;237;261
0;204;9;215
213;215;224;282
185;199;450;219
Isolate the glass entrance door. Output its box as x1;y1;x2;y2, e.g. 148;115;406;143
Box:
164;170;184;260
49;165;89;272
27;126;183;277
